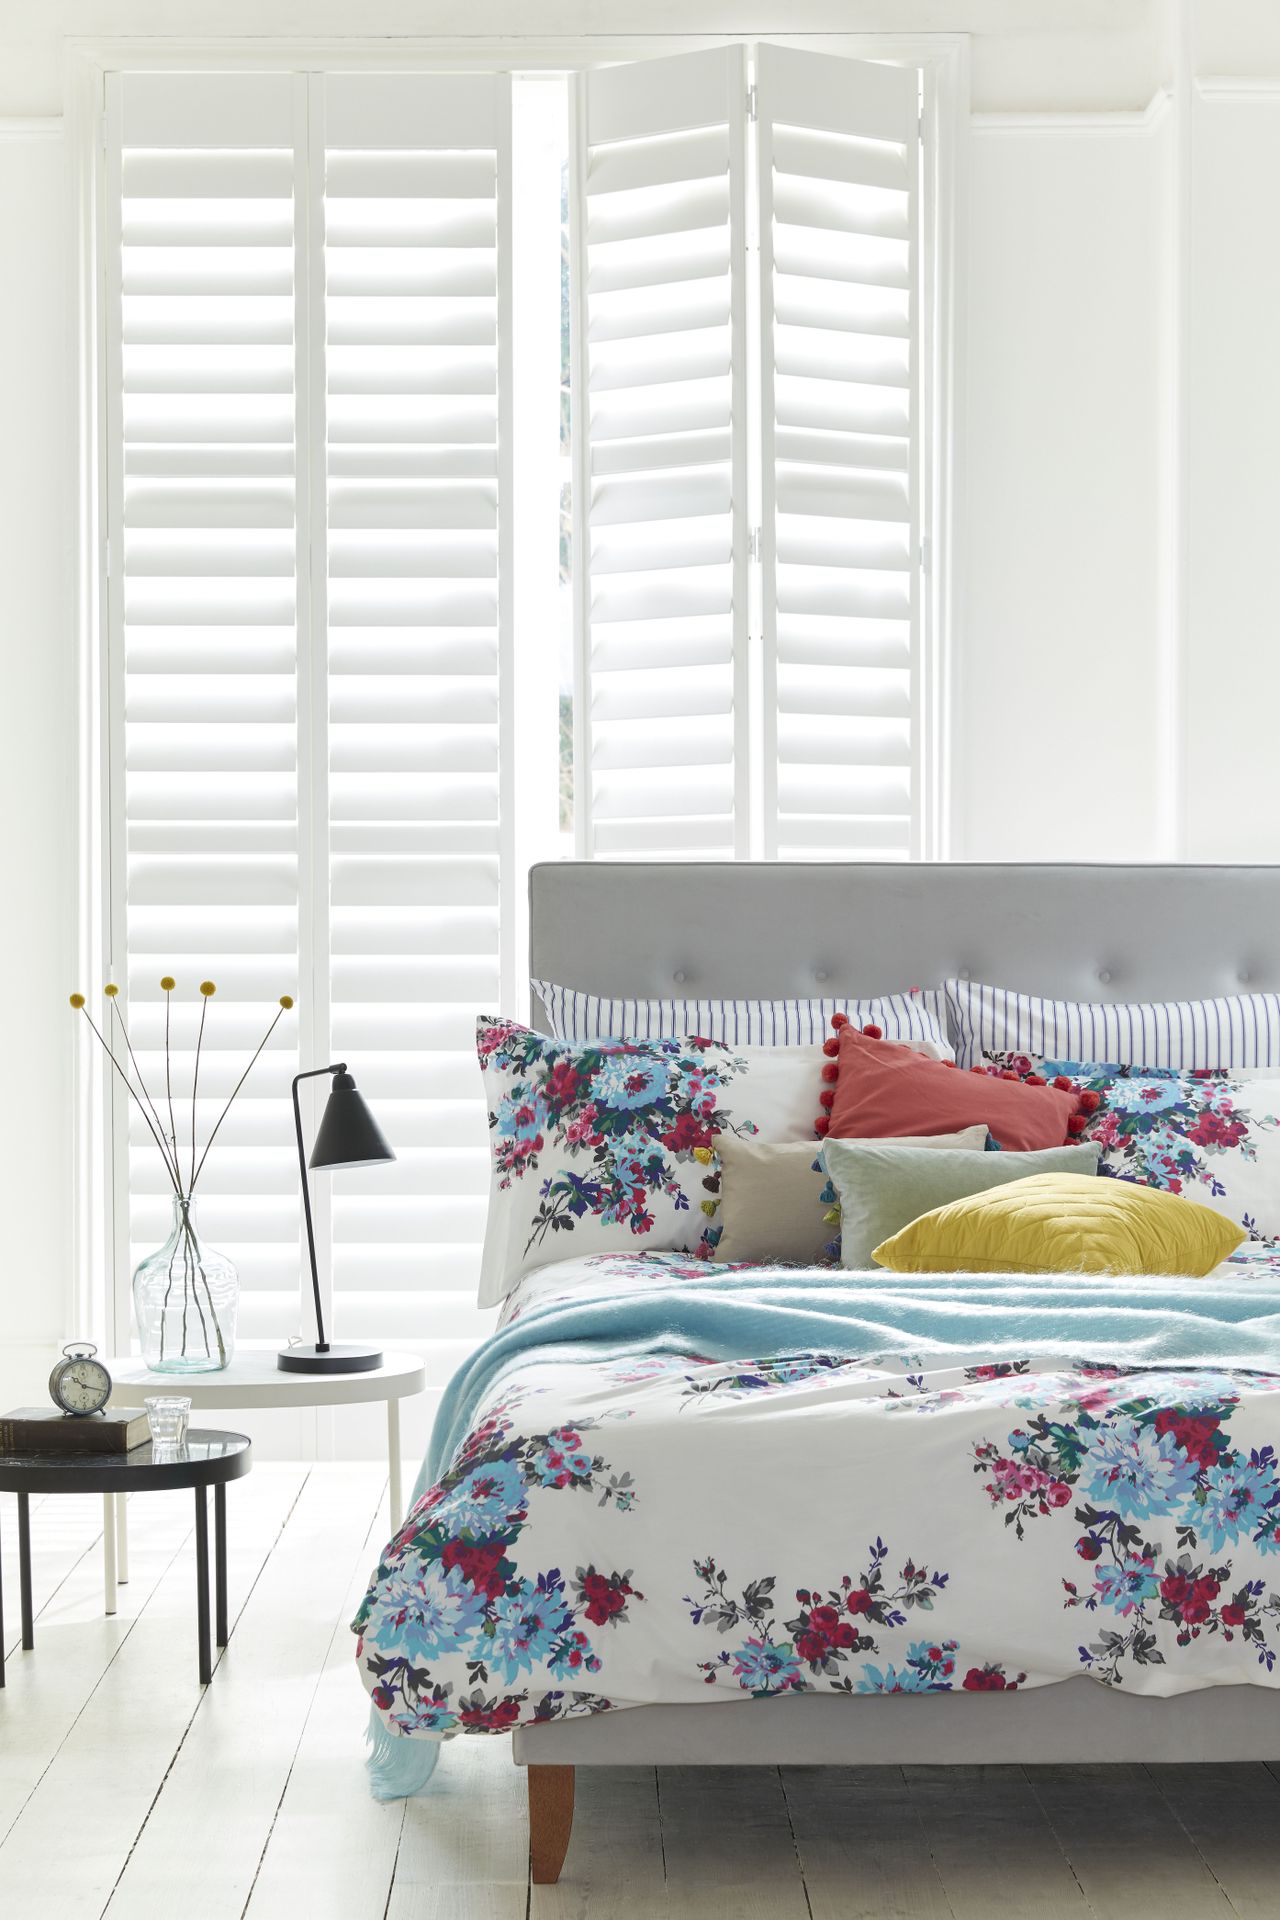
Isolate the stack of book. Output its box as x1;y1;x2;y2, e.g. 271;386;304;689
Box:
0;1408;150;1456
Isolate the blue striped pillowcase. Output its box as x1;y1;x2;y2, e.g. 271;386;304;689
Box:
945;976;1280;1072
530;980;952;1053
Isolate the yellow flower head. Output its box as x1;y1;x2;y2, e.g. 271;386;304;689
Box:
279;995;295;1010
69;992;85;1010
160;975;175;992
692;1146;714;1166
199;980;217;997
104;983;119;998
700;1198;719;1217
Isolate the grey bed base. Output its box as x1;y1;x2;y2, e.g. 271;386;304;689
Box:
517;863;1280;1807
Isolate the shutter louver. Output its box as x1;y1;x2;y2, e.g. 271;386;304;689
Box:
321;75;508;1366
112;73;303;1341
573;47;749;857
756;46;919;859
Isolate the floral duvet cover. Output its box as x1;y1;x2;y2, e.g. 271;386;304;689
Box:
354;1249;1280;1751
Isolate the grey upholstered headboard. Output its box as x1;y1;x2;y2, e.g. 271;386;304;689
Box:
528;863;1280;1027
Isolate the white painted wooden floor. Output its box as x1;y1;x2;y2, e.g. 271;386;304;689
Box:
4;1467;1280;1919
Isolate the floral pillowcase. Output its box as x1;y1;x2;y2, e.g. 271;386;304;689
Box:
476;1018;823;1306
982;1052;1280;1250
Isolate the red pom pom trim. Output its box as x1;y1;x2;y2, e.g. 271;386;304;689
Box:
821;1062;838;1084
1078;1089;1102;1113
1026;1073;1046;1086
830;1012;850;1031
861;1023;883;1040
819;1089;835;1111
1001;1070;1019;1082
814;1115;831;1137
823;1037;839;1058
1052;1076;1073;1092
942;1059;959;1069
1067;1113;1087;1137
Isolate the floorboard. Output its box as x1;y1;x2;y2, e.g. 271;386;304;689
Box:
242;1478;405;1920
1149;1762;1280;1918
1025;1762;1232;1919
781;1764;955;1920
906;1763;1093;1919
101;1467;376;1920
6;1474;1280;1920
0;1469;308;1918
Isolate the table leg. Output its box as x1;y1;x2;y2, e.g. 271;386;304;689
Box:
102;1493;117;1616
194;1488;211;1685
215;1483;227;1647
116;1492;129;1585
387;1397;402;1531
17;1493;33;1652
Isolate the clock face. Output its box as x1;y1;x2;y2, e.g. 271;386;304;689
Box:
56;1359;111;1415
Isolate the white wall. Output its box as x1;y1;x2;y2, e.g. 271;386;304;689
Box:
1;0;1278;1451
1183;85;1280;859
0;128;75;1417
958;113;1169;858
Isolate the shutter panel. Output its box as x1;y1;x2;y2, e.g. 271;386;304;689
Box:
320;75;509;1368
111;72;303;1341
756;46;919;859
572;47;749;857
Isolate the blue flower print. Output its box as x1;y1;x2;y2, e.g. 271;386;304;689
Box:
487;1578;570;1684
1199;1451;1280;1553
1094;1557;1160;1616
367;1563;487;1663
1083;1416;1200;1521
435;1457;527;1536
494;1087;548;1144
730;1635;803;1696
590;1054;670;1112
1105;1078;1183;1115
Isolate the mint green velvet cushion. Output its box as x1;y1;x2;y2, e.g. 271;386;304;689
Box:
824;1138;1103;1272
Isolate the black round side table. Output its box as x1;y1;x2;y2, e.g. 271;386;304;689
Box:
0;1430;251;1687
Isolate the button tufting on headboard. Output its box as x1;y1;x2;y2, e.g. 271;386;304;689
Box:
528;863;1280;1008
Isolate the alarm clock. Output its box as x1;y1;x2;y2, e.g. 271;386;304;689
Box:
48;1342;113;1417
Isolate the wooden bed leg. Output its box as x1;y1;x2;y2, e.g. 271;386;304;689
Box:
528;1763;575;1885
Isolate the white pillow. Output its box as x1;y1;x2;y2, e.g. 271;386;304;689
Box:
531;980;952;1056
476;1019;825;1306
946;977;1280;1073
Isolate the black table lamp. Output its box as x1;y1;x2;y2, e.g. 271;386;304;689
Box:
278;1063;395;1374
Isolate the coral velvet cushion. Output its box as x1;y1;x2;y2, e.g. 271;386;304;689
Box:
873;1172;1247;1278
824;1024;1087;1153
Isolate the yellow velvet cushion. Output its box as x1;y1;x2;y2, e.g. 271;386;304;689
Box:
872;1172;1246;1278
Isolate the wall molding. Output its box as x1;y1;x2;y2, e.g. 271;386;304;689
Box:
0;116;63;140
971;89;1170;136
1196;77;1280;101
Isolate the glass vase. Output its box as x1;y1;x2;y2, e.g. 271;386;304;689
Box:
132;1194;238;1373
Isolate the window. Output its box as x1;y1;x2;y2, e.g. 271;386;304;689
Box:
94;45;944;1381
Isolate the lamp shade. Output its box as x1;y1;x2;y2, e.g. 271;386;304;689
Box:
308;1070;395;1171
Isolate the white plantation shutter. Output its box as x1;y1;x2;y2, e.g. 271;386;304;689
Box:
320;74;508;1365
572;47;750;857
105;70;510;1375
109;72;303;1342
756;46;919;859
571;44;924;861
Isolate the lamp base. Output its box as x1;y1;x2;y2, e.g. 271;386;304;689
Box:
277;1342;384;1375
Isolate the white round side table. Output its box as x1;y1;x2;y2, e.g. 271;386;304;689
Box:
101;1349;425;1614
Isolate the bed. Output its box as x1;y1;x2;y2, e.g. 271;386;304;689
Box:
357;861;1280;1884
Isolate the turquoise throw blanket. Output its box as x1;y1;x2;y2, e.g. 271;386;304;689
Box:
365;1261;1280;1799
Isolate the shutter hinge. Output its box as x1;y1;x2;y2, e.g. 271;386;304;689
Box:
746;83;758;122
748;526;761;562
